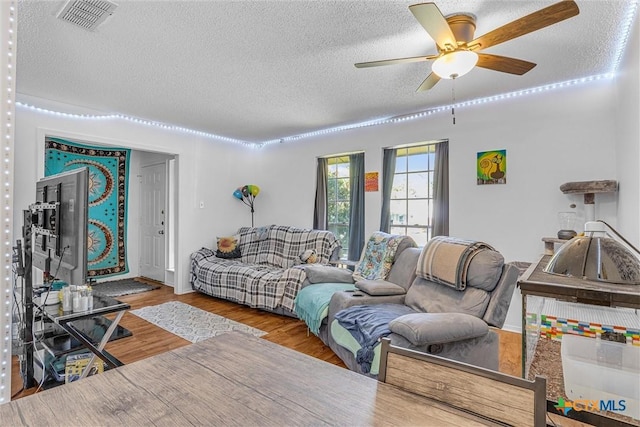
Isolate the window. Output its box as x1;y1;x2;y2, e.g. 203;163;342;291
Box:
389;144;437;246
326;156;350;256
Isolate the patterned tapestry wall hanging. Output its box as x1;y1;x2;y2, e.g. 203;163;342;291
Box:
45;137;130;278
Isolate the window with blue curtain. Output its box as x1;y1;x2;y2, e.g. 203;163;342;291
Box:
327;155;351;255
314;153;365;259
380;141;448;246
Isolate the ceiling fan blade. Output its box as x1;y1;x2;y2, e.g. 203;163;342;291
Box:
409;3;457;51
468;0;579;51
476;53;536;75
416;72;440;92
355;55;438;68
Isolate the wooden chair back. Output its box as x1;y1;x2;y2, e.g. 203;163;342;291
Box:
378;338;546;427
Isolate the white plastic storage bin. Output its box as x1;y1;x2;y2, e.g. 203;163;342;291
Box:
562;334;640;420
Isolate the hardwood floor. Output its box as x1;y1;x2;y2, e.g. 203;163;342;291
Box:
11;282;522;400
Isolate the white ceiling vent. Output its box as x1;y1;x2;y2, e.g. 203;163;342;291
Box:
57;0;118;31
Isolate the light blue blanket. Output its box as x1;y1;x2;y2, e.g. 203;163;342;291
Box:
294;283;356;335
334;304;415;373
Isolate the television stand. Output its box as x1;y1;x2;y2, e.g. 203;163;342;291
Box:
30;294;131;386
34;316;131;388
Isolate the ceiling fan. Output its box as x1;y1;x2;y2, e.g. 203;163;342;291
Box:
355;1;580;92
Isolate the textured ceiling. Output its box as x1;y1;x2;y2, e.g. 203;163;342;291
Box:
16;1;635;143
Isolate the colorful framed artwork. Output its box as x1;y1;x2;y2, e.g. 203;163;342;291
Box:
477;149;506;185
365;172;379;192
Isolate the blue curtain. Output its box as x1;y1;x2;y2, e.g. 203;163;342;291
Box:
313;157;328;230
432;141;449;237
379;148;397;233
348;153;365;260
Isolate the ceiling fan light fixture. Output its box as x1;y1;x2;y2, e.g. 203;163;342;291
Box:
432;50;478;79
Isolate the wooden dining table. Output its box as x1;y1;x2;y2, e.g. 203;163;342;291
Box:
0;331;502;426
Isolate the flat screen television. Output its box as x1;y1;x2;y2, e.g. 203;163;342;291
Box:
31;167;89;286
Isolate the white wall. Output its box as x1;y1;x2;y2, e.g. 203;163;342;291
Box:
256;80;621;256
14;97;249;294
614;16;640;248
253;79;622;331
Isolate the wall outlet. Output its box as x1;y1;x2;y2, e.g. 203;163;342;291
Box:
199;201;205;209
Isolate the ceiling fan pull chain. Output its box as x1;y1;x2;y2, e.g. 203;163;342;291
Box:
452;78;456;125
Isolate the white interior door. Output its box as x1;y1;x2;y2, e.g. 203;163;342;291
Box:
140;163;166;282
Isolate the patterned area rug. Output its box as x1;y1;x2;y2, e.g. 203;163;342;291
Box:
92;279;160;297
130;301;267;343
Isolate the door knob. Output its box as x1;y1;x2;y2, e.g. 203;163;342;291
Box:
158;230;164;235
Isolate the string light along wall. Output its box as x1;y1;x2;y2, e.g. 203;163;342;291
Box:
0;0;16;404
14;73;617;147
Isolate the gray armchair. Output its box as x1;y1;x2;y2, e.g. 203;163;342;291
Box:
324;243;520;376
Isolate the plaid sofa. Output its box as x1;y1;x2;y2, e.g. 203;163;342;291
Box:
190;225;341;314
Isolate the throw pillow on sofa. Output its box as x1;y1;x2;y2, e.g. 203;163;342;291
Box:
352;232;407;282
216;236;241;259
355;279;406;296
304;265;354;284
